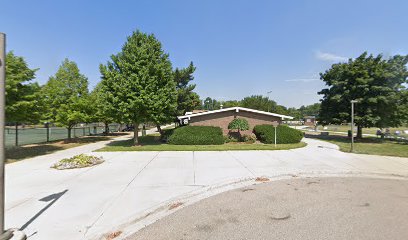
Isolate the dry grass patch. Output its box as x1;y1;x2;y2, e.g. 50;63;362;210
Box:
105;230;122;239
169;202;183;210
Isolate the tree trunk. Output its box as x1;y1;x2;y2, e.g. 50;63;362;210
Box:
357;126;363;139
133;122;139;145
104;122;109;136
156;124;162;136
67;127;72;139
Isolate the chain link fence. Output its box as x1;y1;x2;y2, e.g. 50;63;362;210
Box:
5;123;120;147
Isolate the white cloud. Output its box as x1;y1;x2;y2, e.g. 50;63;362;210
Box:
316;51;348;62
285;78;320;82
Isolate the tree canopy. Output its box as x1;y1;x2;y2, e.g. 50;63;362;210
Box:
228;118;249;132
318;52;408;138
100;30;177;144
41;58;90;138
5;52;42;123
174;62;201;115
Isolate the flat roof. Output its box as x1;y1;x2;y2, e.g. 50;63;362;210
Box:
177;107;294;120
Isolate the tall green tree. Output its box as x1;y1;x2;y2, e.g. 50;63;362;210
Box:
299;103;321;117
90;82;116;134
174;62;201;115
202;97;222;110
318;52;408;138
5;52;42;124
100;30;177;144
41;59;90;139
221;100;241;108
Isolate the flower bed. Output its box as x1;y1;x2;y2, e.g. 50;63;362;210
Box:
51;154;104;170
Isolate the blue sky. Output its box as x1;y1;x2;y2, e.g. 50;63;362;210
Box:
1;0;407;107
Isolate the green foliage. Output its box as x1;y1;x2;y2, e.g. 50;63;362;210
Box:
241;95;288;114
228;118;249;131
168;126;224;145
160;128;175;142
5;52;42;123
90;82;116;125
318;52;408;137
100;30;177;144
52;154;104;170
40;59;90;137
221;100;241;108
174;62;201;115
253;125;303;144
202;97;221;110
241;133;257;143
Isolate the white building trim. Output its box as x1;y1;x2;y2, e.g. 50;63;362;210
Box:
177;107;294;120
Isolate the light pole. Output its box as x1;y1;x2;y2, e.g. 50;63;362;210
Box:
267;91;272;112
0;32;6;239
0;32;26;240
350;100;358;152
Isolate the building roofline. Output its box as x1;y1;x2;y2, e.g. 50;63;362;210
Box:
177;107;294;120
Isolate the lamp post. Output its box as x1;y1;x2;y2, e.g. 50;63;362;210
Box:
350;100;358;152
267;91;272;112
0;32;26;240
0;32;6;239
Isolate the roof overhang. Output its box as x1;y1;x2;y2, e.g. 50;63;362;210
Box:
177;107;294;120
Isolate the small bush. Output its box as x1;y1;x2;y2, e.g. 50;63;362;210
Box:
253;125;303;144
168;126;224;145
241;133;257;143
228;118;249;131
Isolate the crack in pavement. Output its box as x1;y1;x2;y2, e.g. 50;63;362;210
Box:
228;152;256;176
83;151;161;237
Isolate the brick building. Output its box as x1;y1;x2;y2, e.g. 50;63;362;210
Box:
303;116;316;126
177;107;293;135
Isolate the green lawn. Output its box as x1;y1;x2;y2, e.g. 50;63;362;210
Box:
305;133;408;158
97;135;306;151
6;133;127;163
315;124;408;138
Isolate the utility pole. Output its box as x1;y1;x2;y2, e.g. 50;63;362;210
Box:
350;100;358;152
0;32;6;239
0;32;26;240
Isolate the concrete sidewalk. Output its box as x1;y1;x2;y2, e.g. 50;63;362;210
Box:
4;137;408;239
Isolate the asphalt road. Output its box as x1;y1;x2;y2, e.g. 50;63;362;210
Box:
128;177;408;240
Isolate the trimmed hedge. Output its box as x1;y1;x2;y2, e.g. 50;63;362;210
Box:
253;125;303;144
168;126;224;145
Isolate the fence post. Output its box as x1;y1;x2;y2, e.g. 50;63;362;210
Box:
83;127;85;136
46;122;50;142
15;123;18;146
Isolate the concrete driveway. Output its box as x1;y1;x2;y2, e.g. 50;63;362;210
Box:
4;137;408;239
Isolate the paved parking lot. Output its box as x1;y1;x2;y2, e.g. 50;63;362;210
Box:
5;137;408;239
129;177;408;240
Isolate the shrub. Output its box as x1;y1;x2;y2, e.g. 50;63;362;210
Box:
241;133;257;143
160;128;175;142
228;118;249;132
253;125;303;144
168;126;224;145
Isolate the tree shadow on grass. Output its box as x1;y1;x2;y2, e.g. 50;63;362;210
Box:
6;145;64;162
106;135;163;147
61;136;112;144
6;135;121;162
